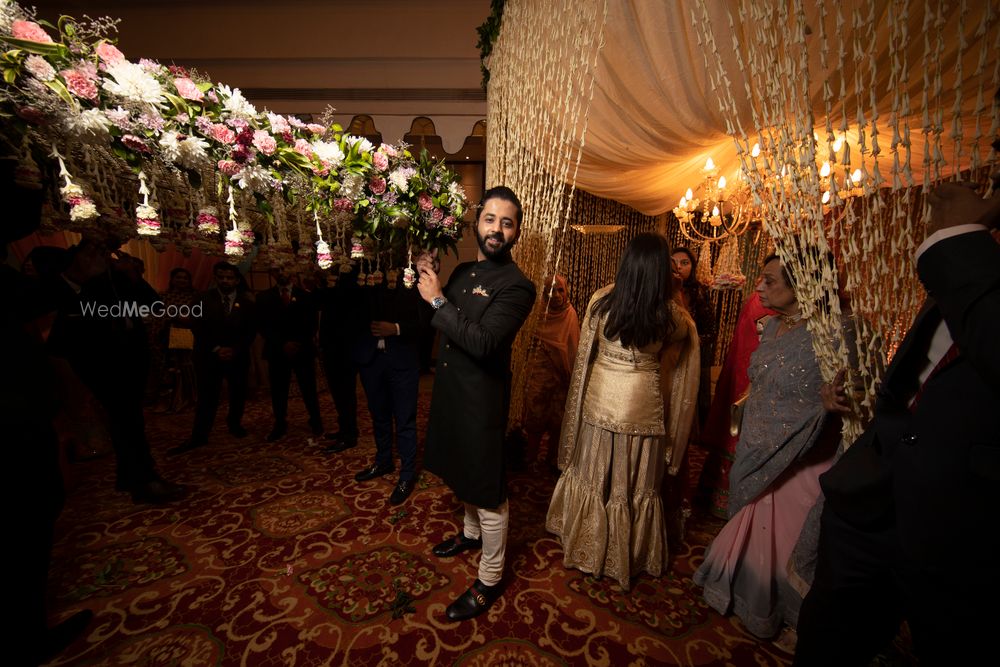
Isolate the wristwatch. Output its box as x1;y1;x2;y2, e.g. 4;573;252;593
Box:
431;296;448;310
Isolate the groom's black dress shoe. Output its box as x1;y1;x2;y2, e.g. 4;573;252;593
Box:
445;579;501;621
389;479;415;505
432;533;482;558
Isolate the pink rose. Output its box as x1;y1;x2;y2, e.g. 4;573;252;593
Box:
11;20;53;43
306;123;326;135
418;193;434;211
95;42;126;65
168;65;190;77
379;143;398;158
333;198;354;212
293;139;314;158
442;215;456;229
430;207;444;222
61;69;99;101
369;176;386;195
253;130;277;156
217;160;240;176
211;123;236;145
372;152;389;171
174;77;204;102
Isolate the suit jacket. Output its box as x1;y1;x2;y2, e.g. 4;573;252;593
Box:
257;286;318;360
191;288;257;360
351;281;431;367
317;274;360;351
46;269;157;377
821;229;1000;570
423;256;536;508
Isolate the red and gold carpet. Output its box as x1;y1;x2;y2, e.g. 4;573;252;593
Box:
46;379;795;666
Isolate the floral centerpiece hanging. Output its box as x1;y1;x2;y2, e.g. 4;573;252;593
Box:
0;1;468;264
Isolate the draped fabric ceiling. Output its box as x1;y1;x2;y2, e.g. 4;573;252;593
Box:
570;0;996;216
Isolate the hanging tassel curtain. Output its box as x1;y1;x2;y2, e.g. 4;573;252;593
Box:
693;0;999;443
486;0;608;425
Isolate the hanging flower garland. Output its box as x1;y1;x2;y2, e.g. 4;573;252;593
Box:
0;1;468;274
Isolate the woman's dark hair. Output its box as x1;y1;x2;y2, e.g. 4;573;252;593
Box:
592;232;676;348
671;246;701;287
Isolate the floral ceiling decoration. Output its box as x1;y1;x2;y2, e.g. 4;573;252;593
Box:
0;1;467;283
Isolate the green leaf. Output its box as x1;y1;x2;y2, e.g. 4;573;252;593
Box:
3;68;16;84
0;37;69;60
162;92;189;115
196;81;213;93
44;78;74;105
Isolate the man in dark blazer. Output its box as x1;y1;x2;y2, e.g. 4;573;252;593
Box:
416;186;537;621
350;273;432;504
47;238;187;504
794;171;1000;665
170;261;257;455
257;266;323;441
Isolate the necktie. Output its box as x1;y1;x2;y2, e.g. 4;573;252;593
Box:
224;294;233;314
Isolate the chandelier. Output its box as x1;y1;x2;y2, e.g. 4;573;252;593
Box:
672;157;758;244
673;133;870;245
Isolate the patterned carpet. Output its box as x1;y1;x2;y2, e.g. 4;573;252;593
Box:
45;376;796;666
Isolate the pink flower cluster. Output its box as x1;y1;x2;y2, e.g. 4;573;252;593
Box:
217;160;240;176
293;139;313;158
372;152;389;171
174;77;204;102
61;68;99;101
418;192;434;211
252;130;277;156
95;41;125;66
11;20;52;43
211;123;236;145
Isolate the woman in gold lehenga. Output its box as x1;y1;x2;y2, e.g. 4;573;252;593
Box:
546;233;700;589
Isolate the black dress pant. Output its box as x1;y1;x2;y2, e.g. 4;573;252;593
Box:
321;346;358;440
191;353;249;443
75;355;157;489
268;351;322;426
358;349;419;480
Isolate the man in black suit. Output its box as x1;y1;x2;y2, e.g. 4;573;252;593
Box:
170;261;257;455
317;270;361;452
417;186;537;621
794;167;1000;665
46;238;187;505
257;266;323;441
350;271;432;504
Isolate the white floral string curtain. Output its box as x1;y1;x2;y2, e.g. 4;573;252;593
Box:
487;0;608;424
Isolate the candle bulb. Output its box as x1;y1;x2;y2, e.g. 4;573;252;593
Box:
718;176;727;189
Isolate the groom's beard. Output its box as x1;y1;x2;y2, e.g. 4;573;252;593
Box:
476;229;516;260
